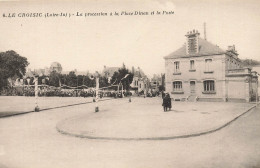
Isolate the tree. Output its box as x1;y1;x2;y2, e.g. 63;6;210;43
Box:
99;76;109;88
66;71;77;87
49;71;62;87
0;50;29;90
111;67;133;90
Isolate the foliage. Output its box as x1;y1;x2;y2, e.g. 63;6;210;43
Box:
0;50;29;90
48;71;109;88
49;71;62;87
241;59;260;67
110;67;133;90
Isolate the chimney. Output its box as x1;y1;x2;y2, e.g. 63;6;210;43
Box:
185;29;200;54
204;22;207;40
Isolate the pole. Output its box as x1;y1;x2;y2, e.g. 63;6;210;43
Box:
256;80;258;106
23;78;25;96
121;82;124;98
117;82;119;97
76;76;78;97
128;77;131;102
95;77;99;112
34;76;40;112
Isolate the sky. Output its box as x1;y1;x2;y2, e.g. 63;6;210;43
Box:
0;0;260;77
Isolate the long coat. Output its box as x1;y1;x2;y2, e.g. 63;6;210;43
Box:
162;97;168;107
167;96;172;108
163;95;171;108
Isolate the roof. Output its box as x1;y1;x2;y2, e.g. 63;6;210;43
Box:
102;67;120;77
164;38;226;59
25;68;50;78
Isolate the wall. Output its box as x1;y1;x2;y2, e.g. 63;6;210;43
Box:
165;54;226;100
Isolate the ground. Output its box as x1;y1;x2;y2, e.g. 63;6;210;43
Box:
0;96;259;168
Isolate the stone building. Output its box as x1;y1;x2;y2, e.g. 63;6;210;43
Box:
150;74;164;92
130;66;149;93
164;30;258;102
102;65;120;83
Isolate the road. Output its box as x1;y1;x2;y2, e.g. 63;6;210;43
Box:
0;100;259;168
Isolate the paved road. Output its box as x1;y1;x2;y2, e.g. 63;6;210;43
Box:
0;100;259;168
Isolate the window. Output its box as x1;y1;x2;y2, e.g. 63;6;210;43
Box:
203;80;215;92
205;59;212;72
174;61;180;72
190;60;195;70
173;81;182;91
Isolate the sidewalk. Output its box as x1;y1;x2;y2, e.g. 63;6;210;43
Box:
0;96;111;117
57;97;256;140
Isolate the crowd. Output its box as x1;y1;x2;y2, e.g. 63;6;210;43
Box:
0;86;135;98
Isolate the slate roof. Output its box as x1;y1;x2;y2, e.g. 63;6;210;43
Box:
164;38;226;59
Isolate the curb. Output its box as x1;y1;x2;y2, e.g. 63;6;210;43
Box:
56;104;258;141
0;98;115;118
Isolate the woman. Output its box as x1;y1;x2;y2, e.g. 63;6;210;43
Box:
166;93;172;111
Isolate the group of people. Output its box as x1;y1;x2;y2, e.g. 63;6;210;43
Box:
162;92;172;112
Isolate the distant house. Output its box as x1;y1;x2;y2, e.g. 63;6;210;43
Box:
164;29;258;102
130;66;149;93
101;66;120;83
150;74;163;92
251;65;260;96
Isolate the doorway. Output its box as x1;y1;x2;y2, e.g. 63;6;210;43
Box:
190;81;196;95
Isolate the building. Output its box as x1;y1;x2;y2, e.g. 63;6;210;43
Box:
251;65;260;96
102;65;120;83
130;66;149;93
164;29;258;102
150;74;163;92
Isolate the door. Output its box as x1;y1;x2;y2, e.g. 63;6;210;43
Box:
190;81;196;95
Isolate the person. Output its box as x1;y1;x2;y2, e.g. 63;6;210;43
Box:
166;93;172;111
162;91;165;99
162;95;168;112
